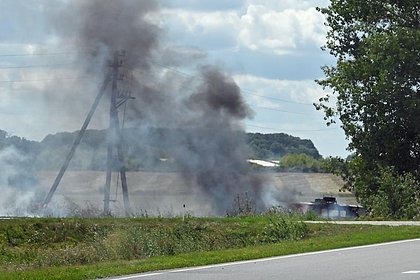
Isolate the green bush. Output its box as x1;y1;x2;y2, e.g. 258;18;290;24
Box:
261;217;308;242
277;154;324;172
327;155;420;220
368;168;420;219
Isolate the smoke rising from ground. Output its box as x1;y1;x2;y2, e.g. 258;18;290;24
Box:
0;144;77;216
168;66;265;214
1;0;285;215
0;146;36;216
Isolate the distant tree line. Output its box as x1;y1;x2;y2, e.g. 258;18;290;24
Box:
246;133;321;159
0;130;40;188
0;130;40;155
277;153;325;173
1;128;321;172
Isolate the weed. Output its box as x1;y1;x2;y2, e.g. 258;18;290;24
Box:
0;216;312;271
261;217;308;242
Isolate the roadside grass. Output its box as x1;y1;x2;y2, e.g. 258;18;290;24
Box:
0;217;419;280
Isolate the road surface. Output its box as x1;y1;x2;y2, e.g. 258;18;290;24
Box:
305;220;420;226
107;238;420;280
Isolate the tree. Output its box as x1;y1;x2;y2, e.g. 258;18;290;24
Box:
316;1;420;217
278;153;323;173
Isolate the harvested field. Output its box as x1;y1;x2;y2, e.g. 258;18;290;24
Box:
37;171;355;216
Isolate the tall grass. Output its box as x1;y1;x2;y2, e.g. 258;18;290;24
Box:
0;213;309;271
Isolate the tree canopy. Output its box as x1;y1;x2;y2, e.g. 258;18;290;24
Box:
0;128;321;171
316;0;419;218
246;133;321;159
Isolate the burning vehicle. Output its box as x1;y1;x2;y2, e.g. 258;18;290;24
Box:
292;196;365;219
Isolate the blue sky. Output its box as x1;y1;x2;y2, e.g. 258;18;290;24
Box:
0;0;349;158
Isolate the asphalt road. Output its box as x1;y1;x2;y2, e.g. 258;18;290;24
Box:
108;239;420;280
305;220;420;226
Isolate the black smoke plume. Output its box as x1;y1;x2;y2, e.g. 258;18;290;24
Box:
45;0;271;215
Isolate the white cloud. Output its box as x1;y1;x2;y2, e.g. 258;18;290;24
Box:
165;0;244;11
1;0;346;157
234;74;325;106
232;73;349;158
244;0;329;10
162;9;240;50
163;2;328;55
238;5;326;55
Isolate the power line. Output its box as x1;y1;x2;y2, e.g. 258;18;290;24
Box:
241;89;314;106
156;63;315;106
1;54;319;107
0;77;88;83
250;105;319;116
0;51;79;57
152;63;322;117
0;63;75;69
246;123;340;133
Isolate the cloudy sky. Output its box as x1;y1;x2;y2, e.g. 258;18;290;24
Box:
0;0;349;158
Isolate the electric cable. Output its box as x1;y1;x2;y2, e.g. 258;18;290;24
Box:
246;123;340;133
0;63;75;69
150;61;316;106
0;51;79;57
0;77;91;83
249;105;319;116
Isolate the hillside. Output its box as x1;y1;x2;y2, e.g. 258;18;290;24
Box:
246;133;321;159
38;128;320;170
0;128;320;171
0;130;40;188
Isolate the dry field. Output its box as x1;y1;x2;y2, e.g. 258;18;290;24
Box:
37;171;356;216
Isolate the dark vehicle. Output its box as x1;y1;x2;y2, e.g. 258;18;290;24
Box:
292;196;365;219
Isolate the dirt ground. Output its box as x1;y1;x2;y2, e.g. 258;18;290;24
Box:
37;171;356;216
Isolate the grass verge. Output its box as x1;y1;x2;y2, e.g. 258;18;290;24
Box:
1;223;419;280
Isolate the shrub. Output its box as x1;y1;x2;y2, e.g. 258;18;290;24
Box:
277;154;324;172
261;217;308;242
368;168;420;219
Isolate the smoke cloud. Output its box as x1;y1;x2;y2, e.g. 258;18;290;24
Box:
0;144;77;217
0;145;48;216
167;65;264;214
3;0;280;215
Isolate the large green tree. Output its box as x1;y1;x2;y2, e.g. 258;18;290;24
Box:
316;1;419;217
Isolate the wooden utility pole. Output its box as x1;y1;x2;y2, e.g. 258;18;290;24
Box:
43;50;132;217
103;51;131;216
43;74;111;208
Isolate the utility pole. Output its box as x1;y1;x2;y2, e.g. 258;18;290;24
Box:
103;50;131;216
43;73;111;208
43;50;133;217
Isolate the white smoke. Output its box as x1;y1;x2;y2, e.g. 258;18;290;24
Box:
0;146;74;217
0;146;37;216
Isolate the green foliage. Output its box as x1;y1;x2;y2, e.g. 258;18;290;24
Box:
113;218;308;260
0;130;40;155
0;217;312;271
2;224;420;280
261;217;308;242
321;156;347;174
0;220;110;247
116;221;231;259
316;0;420;174
277;153;324;172
362;167;420;219
0;129;40;188
315;1;420;217
1;128;322;171
327;156;420;219
246;133;321;159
